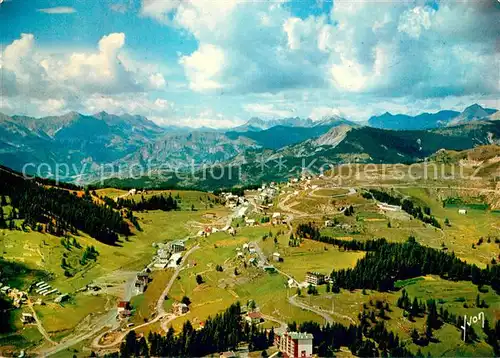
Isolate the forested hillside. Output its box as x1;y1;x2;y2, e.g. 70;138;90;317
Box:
0;167;131;245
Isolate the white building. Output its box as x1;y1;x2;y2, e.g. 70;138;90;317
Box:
245;219;256;226
458;209;468;215
377;203;402;212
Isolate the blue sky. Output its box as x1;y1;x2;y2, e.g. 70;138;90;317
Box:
0;0;498;127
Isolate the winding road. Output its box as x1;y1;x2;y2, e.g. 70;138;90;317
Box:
90;244;201;352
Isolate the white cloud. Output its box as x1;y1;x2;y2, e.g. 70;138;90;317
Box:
149;73;166;89
37;7;76;14
179;44;226;92
398;6;433;39
84;94;174;118
0;32;171;117
330;58;368;92
140;0;182;24
140;0;498;102
171;109;244;129
38;99;67;115
244;103;295;118
143;0;327;94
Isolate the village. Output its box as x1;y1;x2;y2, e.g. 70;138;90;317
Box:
2;166;498;358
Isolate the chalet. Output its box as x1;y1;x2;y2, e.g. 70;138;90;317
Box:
219;351;237;358
275;331;313;358
272;252;281;262
173;302;189;315
458;209;468;215
245;219;256;226
20;313;35;324
306;272;326;285
135;273;149;294
117;301;131;314
324;220;334;227
245;311;263;324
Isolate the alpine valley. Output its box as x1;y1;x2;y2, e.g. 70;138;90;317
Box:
0;104;499;189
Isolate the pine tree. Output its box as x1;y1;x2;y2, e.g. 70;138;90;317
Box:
0;207;5;228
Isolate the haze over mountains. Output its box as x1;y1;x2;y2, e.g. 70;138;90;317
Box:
0;104;498;186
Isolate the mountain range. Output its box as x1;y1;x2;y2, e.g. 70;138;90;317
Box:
368;104;497;130
0;103;498;187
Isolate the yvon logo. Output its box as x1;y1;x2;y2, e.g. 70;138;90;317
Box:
460;312;485;341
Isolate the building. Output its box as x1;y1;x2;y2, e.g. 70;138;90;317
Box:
458;209;468;215
272;212;282;224
117;301;131;314
324;220;333;227
170;240;186;253
245;311;263;324
128;189;137;196
20;313;35;324
274;331;313;358
273;252;281;262
245;219;256;226
219;351;237;358
377;203;402;212
135;272;149;293
306;272;326;285
173;302;189;315
135;279;148;294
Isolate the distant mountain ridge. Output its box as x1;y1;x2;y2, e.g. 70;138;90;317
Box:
225;117;354;149
368;104;497;130
233;115;352;131
0;111;165;174
0;104;498;185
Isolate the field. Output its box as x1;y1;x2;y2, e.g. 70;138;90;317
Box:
289;183;500;268
301;276;500;357
164;227;334;331
0;190;229;351
130;270;174;325
1;162;500;356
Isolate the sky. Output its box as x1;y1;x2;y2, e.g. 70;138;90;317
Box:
0;0;499;128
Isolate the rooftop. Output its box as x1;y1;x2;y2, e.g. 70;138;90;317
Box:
247;312;262;319
117;301;130;308
279;331;314;340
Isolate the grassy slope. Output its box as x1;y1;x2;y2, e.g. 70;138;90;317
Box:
0;190;229;350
